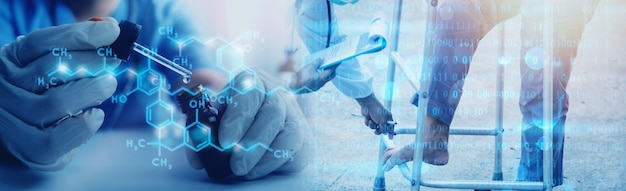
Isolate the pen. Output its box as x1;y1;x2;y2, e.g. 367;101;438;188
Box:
351;113;397;125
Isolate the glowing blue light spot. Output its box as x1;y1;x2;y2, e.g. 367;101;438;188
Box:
438;5;454;21
498;56;512;65
379;82;399;101
374;54;388;69
58;63;69;73
524;47;544;70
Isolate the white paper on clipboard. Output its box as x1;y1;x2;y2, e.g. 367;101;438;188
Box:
302;14;389;70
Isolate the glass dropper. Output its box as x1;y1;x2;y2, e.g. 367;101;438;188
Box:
109;20;192;84
132;42;192;83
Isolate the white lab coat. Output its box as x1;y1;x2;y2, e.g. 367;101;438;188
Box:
187;0;373;98
297;0;374;98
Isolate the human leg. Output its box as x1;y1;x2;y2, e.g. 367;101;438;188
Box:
420;0;504;165
516;0;598;187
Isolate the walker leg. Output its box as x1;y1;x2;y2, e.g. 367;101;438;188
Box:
493;22;505;182
374;0;404;190
542;1;554;190
411;1;440;191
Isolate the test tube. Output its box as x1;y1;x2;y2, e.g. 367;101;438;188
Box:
132;42;192;83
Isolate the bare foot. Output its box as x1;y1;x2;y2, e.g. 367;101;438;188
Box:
422;116;449;165
382;146;414;171
381;116;450;171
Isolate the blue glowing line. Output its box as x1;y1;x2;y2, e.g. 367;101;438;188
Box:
47;33;296;165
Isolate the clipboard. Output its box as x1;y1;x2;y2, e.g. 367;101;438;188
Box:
302;16;389;70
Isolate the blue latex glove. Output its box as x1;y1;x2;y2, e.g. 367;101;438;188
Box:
186;70;311;180
0;18;121;170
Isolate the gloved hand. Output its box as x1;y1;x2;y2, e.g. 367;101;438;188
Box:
186;70;311;180
289;58;337;94
356;94;395;139
0;18;121;170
